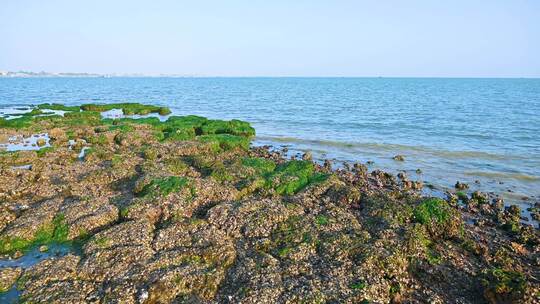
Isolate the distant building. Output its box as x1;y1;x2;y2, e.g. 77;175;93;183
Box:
0;70;8;76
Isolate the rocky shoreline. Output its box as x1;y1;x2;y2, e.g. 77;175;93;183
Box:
0;103;538;303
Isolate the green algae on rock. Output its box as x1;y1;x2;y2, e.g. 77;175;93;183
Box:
37;103;81;112
0;214;69;255
0;103;538;303
136;176;191;197
481;268;526;303
413;197;461;238
80;102;171;116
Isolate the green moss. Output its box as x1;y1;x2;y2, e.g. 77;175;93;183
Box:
182;155;214;176
64;111;101;120
165;115;208;129
0;116;34;129
94;237;111;248
414;198;451;225
166;158;189;175
241;157;276;175
200;119;255;137
164;125;196;141
265;215;307;258
61;111;102;126
481;268;526;299
456;191;468;202
350;280;366;290
66;130;75;140
265;160;327;195
0;213;69;254
81;103;171;116
210;164;234;183
108;124;135;133
136;176;190;197
11;109;44;117
36;146;55;157
426;247;442;265
106;117;162;127
142;147;158;160
315;215;329;226
119;206;130;218
501;221;520;234
86;134;109;145
197;134;250;152
234;158;327;196
158;107;172;115
37;103;80;112
413;198;460;238
111;154;123;167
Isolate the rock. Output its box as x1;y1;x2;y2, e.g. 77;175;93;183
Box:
530;209;539;221
0;267;22;292
302;151;312;161
60;197;119;240
323;159;332;171
36;138;46;147
48;128;67;142
493;198;504;211
393;155;405;161
38;245;48;252
352;163;367;174
1;198;62;240
1;103;538;303
18;254;100;303
402;180;413;189
507;205;521;216
412;181;423;190
455;181;469;190
471;191;489;204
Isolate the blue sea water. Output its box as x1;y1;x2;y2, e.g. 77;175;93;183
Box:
0;77;539;208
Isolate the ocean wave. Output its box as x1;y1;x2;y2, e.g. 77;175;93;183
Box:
463;171;540;181
255;135;530;161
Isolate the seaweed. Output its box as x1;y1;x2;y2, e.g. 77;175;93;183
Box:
36;146;55;157
0;116;34;129
0;213;69;254
265;160;327;195
136;176;190;197
200;119;255;137
80;103;171;116
197;134;250;152
37;103;81;112
481;268;526;302
413;198;461;238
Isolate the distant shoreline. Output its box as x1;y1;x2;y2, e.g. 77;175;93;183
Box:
1;72;539;79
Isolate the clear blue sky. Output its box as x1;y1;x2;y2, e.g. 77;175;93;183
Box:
1;0;539;77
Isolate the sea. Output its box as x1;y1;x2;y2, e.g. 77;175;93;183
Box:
1;77;539;213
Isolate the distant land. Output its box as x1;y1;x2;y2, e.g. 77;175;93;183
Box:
0;70;197;78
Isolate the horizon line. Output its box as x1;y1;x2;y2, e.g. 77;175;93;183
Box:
2;70;540;79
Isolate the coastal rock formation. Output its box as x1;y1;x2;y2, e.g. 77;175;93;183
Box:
0;103;538;303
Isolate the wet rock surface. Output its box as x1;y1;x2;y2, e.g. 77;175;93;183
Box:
0;267;21;292
0;103;538;303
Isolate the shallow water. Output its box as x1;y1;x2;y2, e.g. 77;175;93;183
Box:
0;77;539;206
0;243;74;302
0;243;73;269
0;134;51;152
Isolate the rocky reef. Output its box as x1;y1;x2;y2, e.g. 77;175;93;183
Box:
0;103;538;303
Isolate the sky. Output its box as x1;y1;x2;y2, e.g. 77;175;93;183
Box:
0;0;539;77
